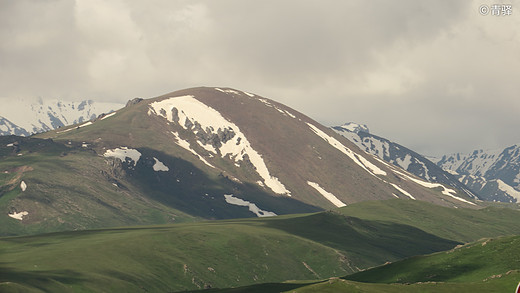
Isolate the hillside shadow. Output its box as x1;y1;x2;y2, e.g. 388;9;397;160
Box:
180;281;324;293
265;211;461;266
344;260;484;284
0;263;85;291
123;147;322;220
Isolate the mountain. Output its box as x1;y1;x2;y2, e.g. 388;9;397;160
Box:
0;116;30;136
332;122;477;200
0;98;123;136
436;145;520;203
1;87;477;235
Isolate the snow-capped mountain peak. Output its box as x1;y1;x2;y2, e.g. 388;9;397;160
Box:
334;122;370;134
0;98;124;136
436;144;520;202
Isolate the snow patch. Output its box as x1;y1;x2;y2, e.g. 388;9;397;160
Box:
78;121;92;128
307;123;387;176
103;147;142;167
416;159;431;181
8;211;28;221
497;179;520;201
224;194;277;217
56;121;93;134
256;98;295;118
151;96;290;195
368;138;390;159
100;111;117;120
284;111;296;118
153;157;169;172
171;131;215;168
307;181;346;207
258;98;273;107
396;154;412;170
20;181;27;192
394;169;476;205
215;88;240;95
196;140;217;153
389;183;415;200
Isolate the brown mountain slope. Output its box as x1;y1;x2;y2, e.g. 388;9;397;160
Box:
5;86;478;234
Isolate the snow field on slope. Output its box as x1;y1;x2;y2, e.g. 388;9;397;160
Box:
153;157;169;172
388;183;416;200
8;211;29;221
150;96;291;195
171;131;215;168
224;194;277;217
366;137;390;159
497;179;520;201
103;147;142;167
307;181;346;207
307;123;387;176
396;154;412;170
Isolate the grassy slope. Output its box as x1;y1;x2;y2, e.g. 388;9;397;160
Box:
2;199;520;292
337;199;520;242
192;236;520;293
0;136;199;236
346;235;520;284
0;217;337;292
194;273;520;293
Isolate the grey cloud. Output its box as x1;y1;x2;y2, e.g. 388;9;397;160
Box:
0;0;518;156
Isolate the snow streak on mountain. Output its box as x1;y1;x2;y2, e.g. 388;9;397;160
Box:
333;122;477;200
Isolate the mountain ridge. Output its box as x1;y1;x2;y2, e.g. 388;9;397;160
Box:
436;145;520;202
332;122;477;200
1;86;478;235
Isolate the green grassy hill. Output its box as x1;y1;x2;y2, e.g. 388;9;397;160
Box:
1;199;520;292
336;199;520;242
189;236;520;293
345;235;520;284
0;136;201;236
186;273;520;293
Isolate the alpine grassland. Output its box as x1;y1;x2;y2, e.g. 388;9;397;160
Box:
1;199;520;292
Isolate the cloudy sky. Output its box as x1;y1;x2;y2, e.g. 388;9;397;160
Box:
1;0;519;156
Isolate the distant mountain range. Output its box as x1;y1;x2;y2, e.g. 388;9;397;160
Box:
0;98;123;136
332;123;477;199
435;146;520;202
333;122;520;203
